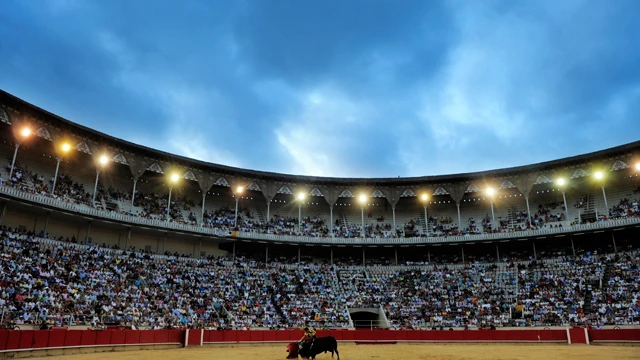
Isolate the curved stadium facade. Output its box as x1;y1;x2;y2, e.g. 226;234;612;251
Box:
0;89;639;330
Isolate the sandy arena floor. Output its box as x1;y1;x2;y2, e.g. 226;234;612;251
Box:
24;343;640;360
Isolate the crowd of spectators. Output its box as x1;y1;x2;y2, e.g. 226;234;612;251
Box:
1;225;637;331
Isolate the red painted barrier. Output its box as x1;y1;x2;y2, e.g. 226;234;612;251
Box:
0;328;638;353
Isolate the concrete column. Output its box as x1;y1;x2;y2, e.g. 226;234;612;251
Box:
461;246;465;264
297;246;301;263
362;248;366;266
43;212;50;235
125;228;131;250
330;206;333;237
85;221;91;245
131;178;138;207
496;244;500;262
395;247;398;265
0;203;6;225
562;191;570;223
163;233;167;254
201;193;206;225
612;233;617;253
456;203;462;230
571;236;576;257
533;241;537;260
525;197;532;227
265;244;268;263
266;201;271;223
330;248;333;265
392;206;396;234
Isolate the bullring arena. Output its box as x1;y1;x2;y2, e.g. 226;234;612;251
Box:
0;90;639;360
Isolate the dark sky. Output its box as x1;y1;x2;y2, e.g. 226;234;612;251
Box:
1;0;639;177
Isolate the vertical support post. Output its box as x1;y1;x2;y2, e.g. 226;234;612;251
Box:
85;221;91;245
297;246;301;263
167;186;173;221
266;201;271;223
424;205;428;236
156;237;160;254
234;198;239;228
571;236;576;257
428;249;431;263
562;191;570;223
612;233;617;253
533;241;537;260
362;248;365;266
330;206;333;237
496;244;500;262
0;203;7;225
525;197;532;227
265;244;268;263
395;247;398;265
330;248;333;265
201;193;206;225
131;178;138;207
51;158;62;195
298;204;302;233
490;201;496;229
456;203;462;230
232;242;236;261
601;185;609;215
461;246;465;264
43;212;50;235
125;228;131;250
92;170;100;204
33;216;38;232
199;240;202;258
392;206;396;235
361;206;365;238
9;143;19;180
163;233;167;254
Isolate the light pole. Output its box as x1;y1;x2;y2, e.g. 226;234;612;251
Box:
486;188;496;230
594;171;608;216
166;173;180;221
297;193;306;233
358;194;367;238
51;142;71;195
556;178;570;222
421;193;429;236
9;127;31;180
234;186;243;228
92;155;109;204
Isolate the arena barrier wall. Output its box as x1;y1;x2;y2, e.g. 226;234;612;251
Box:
1;329;638;353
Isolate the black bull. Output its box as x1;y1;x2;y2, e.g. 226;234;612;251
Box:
286;336;340;360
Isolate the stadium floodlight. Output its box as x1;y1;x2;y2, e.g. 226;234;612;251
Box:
486;187;495;196
236;186;244;194
51;142;73;195
92;154;111;204
166;173;181;221
636;163;640;171
298;193;306;201
556;178;566;186
594;171;603;180
421;194;429;236
358;194;367;204
9;127;33;180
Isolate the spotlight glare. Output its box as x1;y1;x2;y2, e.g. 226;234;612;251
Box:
556;178;566;186
594;171;603;180
61;143;71;152
358;194;367;204
486;188;495;196
170;173;180;182
99;155;109;165
298;193;306;201
21;128;31;137
421;194;428;201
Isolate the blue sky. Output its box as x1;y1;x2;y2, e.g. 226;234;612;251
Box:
1;0;639;178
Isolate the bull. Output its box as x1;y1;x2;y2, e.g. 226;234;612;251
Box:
286;336;340;360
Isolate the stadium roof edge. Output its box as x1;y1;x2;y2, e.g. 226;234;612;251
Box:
2;89;639;186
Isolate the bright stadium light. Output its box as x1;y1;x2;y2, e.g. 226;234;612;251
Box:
61;143;71;152
556;178;566;186
486;187;495;196
594;171;603;180
298;193;306;201
358;194;367;204
234;186;244;228
555;178;570;222
236;186;244;194
9;127;33;179
170;173;180;183
636;163;640;171
165;173;180;221
99;155;109;165
421;193;428;201
421;194;429;236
